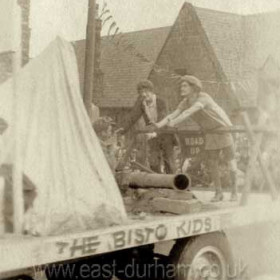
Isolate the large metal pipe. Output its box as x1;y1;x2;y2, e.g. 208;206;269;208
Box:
127;172;191;191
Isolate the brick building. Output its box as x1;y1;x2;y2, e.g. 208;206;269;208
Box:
0;0;31;84
74;2;280;126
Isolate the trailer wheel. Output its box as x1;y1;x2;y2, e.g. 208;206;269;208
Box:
169;232;235;280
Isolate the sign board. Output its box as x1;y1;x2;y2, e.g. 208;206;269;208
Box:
180;135;205;157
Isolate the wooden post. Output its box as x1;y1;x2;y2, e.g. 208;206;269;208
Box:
240;123;264;205
12;0;24;234
83;0;96;117
240;111;278;205
230;82;278;205
0;177;4;235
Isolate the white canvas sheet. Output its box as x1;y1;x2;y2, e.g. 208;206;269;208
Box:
0;37;127;235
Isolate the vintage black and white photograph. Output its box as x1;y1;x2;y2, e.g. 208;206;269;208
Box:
0;0;280;279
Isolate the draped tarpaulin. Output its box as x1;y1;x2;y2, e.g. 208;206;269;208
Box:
0;37;127;235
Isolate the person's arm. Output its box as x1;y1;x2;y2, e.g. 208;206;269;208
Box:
155;97;189;128
168;102;204;127
155;109;182;128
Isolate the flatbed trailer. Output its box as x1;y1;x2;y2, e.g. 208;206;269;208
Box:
1;191;279;280
1;122;279;280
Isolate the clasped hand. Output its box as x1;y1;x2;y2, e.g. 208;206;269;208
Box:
145;122;159;132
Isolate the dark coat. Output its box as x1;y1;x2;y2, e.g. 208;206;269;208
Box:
122;95;177;147
122;95;168;134
121;95;177;173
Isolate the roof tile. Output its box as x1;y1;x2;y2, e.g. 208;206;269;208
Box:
74;26;171;108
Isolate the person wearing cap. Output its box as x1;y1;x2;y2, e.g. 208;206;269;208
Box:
121;79;176;174
153;75;238;202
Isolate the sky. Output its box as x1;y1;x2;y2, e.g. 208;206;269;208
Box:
28;0;280;57
0;0;21;52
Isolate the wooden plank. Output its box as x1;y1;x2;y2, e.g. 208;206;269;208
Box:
125;189;195;213
138;126;278;135
151;198;202;214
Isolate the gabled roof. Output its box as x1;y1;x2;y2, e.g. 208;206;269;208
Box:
93;4;246;108
195;7;244;81
99;26;171;107
74;2;280;109
74;26;171;108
